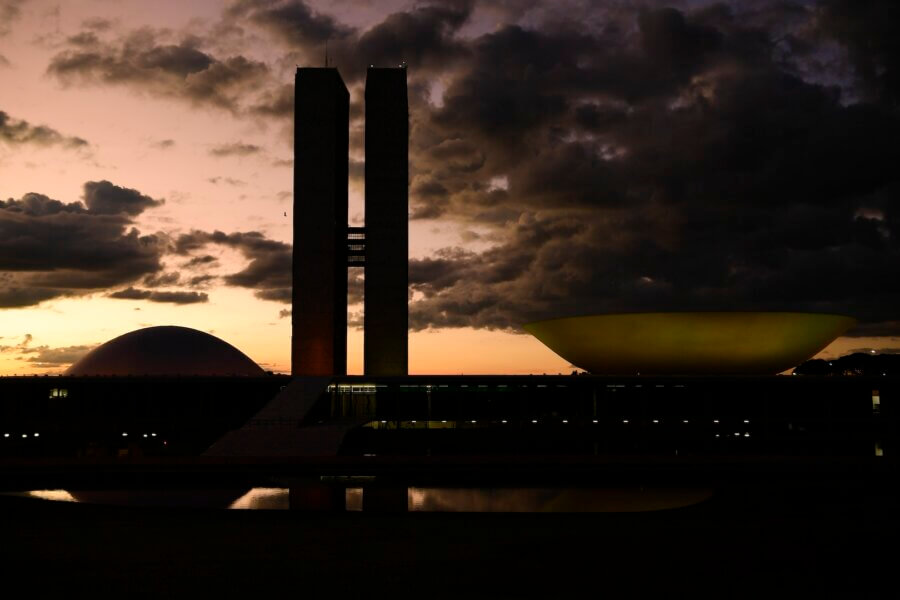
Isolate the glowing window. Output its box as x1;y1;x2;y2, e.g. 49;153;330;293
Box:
345;488;363;511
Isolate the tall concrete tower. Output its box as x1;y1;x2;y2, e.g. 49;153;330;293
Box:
364;67;408;376
292;68;349;376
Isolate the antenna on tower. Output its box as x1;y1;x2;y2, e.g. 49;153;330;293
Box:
325;40;329;67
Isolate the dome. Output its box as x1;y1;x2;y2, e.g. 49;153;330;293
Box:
66;326;266;376
524;312;856;375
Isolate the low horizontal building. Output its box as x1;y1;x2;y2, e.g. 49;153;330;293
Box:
1;372;894;460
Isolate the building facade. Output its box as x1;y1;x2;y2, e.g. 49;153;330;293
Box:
364;67;409;376
292;66;408;377
292;68;349;376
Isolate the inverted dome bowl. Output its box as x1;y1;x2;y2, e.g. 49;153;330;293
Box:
523;312;856;375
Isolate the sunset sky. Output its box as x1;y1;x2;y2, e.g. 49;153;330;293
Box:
1;0;898;375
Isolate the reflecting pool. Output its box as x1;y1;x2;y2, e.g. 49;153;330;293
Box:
5;486;711;512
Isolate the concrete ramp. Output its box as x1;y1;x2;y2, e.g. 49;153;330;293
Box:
204;376;364;457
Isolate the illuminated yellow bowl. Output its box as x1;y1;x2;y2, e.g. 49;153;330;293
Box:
523;312;857;375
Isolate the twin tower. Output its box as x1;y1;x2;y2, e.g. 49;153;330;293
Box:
292;67;408;377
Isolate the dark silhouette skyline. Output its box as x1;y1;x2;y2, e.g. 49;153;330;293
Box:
1;0;899;376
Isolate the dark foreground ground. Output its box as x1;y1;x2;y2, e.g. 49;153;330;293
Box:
1;483;898;599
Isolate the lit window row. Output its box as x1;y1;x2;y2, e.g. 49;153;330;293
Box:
362;418;750;426
365;418;755;426
329;383;379;394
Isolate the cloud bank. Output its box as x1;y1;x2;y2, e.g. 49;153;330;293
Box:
16;1;900;337
0;181;166;307
0;110;89;149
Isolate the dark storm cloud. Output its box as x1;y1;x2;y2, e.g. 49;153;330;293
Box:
182;254;218;268
173;230;291;302
209;142;261;157
67;31;102;47
46;27;270;114
142;271;180;287
817;0;900;105
188;274;217;287
27;1;900;335
393;2;900;335
226;0;353;46
42;1;472;124
344;3;471;78
0;282;60;308
256;287;291;302
348;157;364;181
176;0;900;335
108;286;209;304
231;0;472;82
0;110;89;149
0;182;166;308
0;0;26;36
637;7;722;74
348;269;363;305
250;83;293;118
82;180;163;216
81;17;114;32
408;216;597;330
